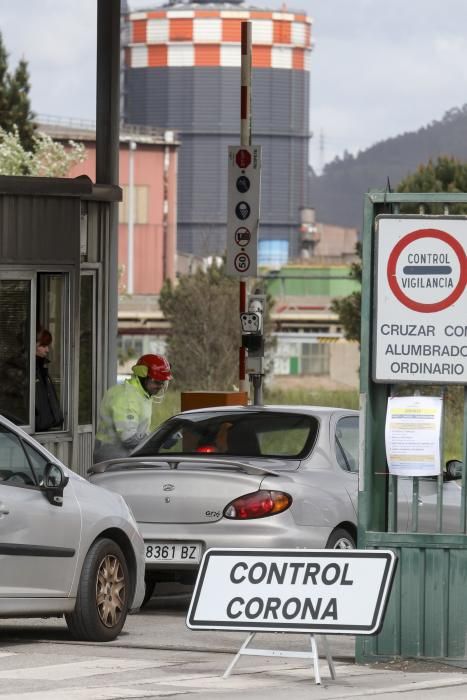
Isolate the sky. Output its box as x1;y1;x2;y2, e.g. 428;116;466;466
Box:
1;0;467;172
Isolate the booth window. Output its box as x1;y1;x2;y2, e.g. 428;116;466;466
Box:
0;273;68;432
0;279;31;426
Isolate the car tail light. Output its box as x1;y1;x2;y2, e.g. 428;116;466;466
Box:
224;490;292;520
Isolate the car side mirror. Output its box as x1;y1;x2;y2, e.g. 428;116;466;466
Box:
41;462;69;506
445;459;463;481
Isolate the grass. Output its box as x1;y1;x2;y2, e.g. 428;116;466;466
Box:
151;387;359;429
264;387;359;410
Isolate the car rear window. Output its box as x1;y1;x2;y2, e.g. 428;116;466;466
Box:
134;411;319;460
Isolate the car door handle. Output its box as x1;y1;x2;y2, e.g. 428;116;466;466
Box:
0;504;10;515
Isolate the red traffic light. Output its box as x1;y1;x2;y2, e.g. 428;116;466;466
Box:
235;149;251;168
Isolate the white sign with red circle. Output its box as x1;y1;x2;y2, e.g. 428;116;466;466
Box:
374;216;467;384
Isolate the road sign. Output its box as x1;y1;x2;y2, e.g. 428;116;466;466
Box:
235;149;251;168
236;175;250;193
374;215;467;383
187;548;397;634
226;145;261;278
235;201;250;220
234;252;250;273
235;227;251;246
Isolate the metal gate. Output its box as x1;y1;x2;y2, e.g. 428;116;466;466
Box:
358;191;467;662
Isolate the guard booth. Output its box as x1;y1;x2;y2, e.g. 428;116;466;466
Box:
0;175;121;475
358;190;467;662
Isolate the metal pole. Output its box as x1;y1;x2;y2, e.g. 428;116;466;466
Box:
241;22;263;406
127;140;136;294
239;21;251;396
96;0;120;389
96;0;120;186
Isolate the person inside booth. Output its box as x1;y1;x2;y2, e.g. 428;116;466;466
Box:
35;326;64;432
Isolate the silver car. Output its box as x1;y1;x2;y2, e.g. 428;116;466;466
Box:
0;415;145;641
88;405;462;603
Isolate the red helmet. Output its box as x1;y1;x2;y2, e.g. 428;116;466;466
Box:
133;354;173;381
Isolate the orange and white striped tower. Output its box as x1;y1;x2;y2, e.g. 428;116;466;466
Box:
124;1;312;261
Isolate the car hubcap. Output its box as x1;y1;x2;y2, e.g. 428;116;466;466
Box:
334;538;353;549
96;554;126;628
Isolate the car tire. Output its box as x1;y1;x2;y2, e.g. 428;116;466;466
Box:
326;528;356;550
65;538;129;642
141;576;157;608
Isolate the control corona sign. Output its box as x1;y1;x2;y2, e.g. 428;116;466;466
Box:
226;145;261;278
187;549;397;634
374;215;467;383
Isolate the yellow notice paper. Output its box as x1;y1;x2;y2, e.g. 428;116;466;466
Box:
385;396;442;476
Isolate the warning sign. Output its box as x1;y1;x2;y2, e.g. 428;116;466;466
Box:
374;216;467;383
226;145;261;278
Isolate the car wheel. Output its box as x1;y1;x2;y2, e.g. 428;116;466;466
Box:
326;528;356;550
65;538;129;642
141;575;157;608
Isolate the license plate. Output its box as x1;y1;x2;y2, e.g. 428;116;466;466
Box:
145;542;201;564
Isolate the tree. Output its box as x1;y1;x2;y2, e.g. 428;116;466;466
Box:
160;264;273;391
160;264;241;391
0;32;77;177
330;243;362;342
0;126;85;177
397;155;467;214
0;33;36;151
331;156;467;341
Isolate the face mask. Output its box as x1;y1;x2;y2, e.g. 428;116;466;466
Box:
151;380;169;404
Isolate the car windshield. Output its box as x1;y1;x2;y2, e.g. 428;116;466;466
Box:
133;410;319;460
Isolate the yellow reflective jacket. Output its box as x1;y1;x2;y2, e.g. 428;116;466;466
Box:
93;375;152;463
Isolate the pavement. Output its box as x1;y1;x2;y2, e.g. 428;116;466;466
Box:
1;588;467;698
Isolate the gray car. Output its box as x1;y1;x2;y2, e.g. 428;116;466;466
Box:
0;415;145;641
88;404;462;603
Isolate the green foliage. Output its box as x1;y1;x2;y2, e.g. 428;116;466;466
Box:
159;264;242;391
0;33;36;151
330;242;362;342
264;386;359;409
151;387;360;432
397;156;467;215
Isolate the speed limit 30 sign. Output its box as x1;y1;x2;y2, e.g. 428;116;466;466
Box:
226;145;261;278
374;215;467;383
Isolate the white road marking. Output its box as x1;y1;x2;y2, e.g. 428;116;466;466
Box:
0;658;162;681
0;688;175;700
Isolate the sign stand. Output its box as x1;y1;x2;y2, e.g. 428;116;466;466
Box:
222;632;336;685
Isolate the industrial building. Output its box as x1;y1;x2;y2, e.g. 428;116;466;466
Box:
122;0;312;263
42;120;180;295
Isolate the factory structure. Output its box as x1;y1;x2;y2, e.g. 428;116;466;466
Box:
122;0;312;264
41;1;359;387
